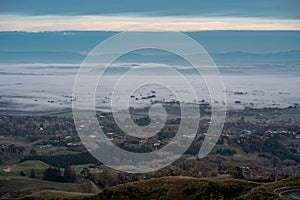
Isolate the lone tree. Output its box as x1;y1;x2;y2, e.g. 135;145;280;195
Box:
64;166;76;183
29;169;36;178
19;171;26;176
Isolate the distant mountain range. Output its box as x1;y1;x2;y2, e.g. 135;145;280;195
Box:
0;31;299;76
0;50;299;67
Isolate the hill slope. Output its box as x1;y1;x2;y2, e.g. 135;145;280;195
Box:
76;175;299;200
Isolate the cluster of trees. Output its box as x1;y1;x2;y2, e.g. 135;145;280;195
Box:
238;135;298;162
196;182;243;199
262;138;299;162
21;152;99;168
1;144;25;154
81;159;219;189
43;166;76;183
133;117;151;126
240;135;263;154
215;148;237;156
0;144;26;164
98;186;168;200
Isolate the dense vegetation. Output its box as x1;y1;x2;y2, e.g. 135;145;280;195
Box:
0;107;299;199
21;152;100;168
74;175;300;200
43;166;76;183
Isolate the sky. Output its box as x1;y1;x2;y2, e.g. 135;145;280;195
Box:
0;0;299;31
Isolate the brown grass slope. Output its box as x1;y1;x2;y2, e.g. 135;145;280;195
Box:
0;176;100;200
72;177;255;200
78;176;300;200
5;175;300;200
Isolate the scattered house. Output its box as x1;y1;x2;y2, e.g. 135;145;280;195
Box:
40;144;52;149
139;139;148;143
267;128;289;134
3;166;11;172
243;129;252;135
65;135;72;140
153;142;160;147
49;139;59;143
67;142;79;146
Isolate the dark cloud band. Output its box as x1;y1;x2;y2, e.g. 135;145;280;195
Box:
0;0;299;19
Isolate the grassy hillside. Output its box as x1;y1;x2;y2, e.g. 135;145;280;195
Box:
1;172;299;199
0;160;49;177
14;190;92;200
0;176;100;199
74;175;299;200
240;175;300;199
0;160;100;199
83;176;258;200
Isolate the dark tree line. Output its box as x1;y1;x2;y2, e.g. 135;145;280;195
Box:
215;148;237;156
20;152;100;168
43;166;76;183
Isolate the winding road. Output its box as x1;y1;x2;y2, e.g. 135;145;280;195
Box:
279;189;300;200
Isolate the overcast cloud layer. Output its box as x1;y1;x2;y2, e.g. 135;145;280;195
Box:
0;0;299;31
